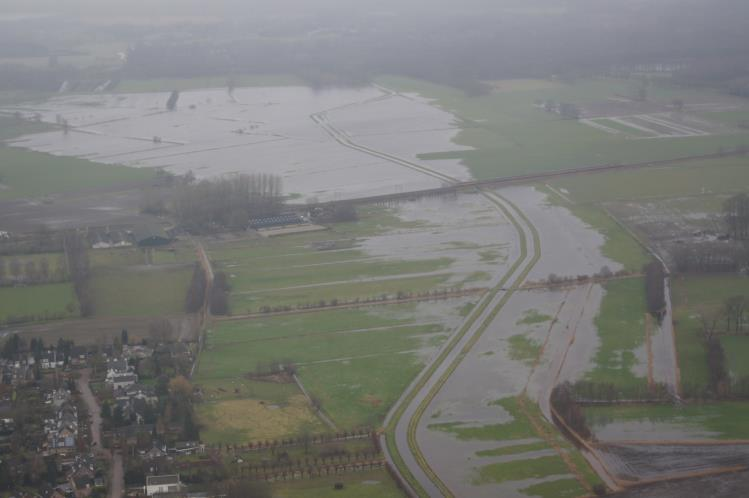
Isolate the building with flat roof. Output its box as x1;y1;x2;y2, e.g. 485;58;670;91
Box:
146;474;182;496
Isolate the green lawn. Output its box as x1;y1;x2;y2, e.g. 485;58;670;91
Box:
195;308;449;429
378;76;749;180
0;283;78;324
89;265;193;316
672;275;749;393
0;146;154;200
585;278;649;391
583;402;749;440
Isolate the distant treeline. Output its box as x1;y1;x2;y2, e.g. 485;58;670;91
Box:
4;1;749;96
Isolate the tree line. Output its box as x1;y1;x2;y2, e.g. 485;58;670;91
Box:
172;174;284;233
63;231;94;317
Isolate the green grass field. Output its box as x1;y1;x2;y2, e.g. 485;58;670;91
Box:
378;76;749;180
89;265;193;316
195;306;450;430
672;275;749;392
0;252;68;280
0;283;78;324
0;115;53;141
206;206;462;313
272;470;405;498
585;278;649;391
550;156;749;204
584;402;749;440
0;146;154;200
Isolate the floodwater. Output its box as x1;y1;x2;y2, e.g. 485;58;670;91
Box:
499;186;622;280
413;185;621;496
4;85;471;202
359;193;516;287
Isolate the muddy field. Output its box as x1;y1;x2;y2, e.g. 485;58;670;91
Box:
599;443;749;481
613;469;749;498
3;85;470;202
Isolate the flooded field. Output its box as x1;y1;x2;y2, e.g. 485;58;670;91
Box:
3;85;471;202
411;186;622;496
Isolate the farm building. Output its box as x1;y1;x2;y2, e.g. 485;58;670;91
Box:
132;225;171;247
249;213;307;229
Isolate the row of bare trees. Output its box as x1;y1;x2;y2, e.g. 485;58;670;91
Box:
172;174;284;232
725;193;749;240
63;231;94;317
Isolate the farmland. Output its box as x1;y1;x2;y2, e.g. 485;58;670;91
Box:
0;283;78;325
0;146;154;200
194;305;457;437
378;76;749;180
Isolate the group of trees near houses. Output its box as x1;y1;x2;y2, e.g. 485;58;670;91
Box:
63;231;94;317
173;174;283;232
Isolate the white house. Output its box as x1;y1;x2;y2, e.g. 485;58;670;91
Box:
145;474;182;496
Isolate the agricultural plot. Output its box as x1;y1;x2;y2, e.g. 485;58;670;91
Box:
86;246;196;317
378;76;749;180
194;302;465;436
583;278;649;392
1;84;468;202
0;146;153;200
671;275;749;393
0;283;78;325
272;469;404;498
206;198;511;315
584;402;749;441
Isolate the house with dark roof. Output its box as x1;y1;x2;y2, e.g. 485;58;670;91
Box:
132;225;171;247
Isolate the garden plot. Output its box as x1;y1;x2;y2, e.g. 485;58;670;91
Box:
2;84;470;202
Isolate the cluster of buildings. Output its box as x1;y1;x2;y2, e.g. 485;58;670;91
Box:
1;347;89;386
43;388;78;454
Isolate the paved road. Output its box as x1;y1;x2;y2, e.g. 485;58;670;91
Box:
77;369;124;498
109;452;124;498
77;369;103;449
383;191;538;497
